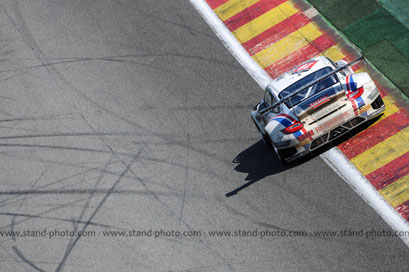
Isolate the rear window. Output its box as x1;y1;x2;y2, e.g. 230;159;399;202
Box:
279;67;338;107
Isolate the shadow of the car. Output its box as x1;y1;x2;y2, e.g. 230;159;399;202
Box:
227;140;293;197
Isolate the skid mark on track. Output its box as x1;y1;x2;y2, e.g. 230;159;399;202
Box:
3;197;88;270
0;1;289;270
0;160;121;208
9;171;45;242
12;246;45;272
0;212;115;229
179;132;190;221
0;197;87;239
54;153;139;272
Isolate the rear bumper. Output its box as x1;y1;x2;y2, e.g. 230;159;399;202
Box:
281;95;385;163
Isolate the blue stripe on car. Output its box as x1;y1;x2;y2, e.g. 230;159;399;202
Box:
293;130;302;138
349;75;357;91
273;118;293;127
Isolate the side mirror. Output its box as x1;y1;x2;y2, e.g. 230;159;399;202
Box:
257;100;267;112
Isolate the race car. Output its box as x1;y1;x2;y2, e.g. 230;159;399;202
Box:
251;56;385;164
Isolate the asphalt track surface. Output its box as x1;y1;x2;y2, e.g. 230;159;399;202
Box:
0;1;408;271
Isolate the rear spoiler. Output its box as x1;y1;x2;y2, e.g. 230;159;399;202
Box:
259;56;365;115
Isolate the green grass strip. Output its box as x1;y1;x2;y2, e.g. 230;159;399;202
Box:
364;41;409;96
307;0;409;97
308;0;380;29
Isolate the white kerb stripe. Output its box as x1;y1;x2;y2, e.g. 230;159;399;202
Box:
190;0;271;89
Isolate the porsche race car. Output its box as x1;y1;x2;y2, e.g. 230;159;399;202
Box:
251;56;385;164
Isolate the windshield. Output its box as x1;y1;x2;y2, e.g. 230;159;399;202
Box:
278;67;338;108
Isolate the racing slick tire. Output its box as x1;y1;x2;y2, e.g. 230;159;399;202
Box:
262;133;273;149
251;117;273;149
274;146;289;165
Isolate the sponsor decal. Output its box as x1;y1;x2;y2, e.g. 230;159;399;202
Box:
295;138;310;148
315;111;350;134
292;61;318;74
297;130;315;142
309;95;330;109
356;96;365;108
295;129;314;148
357;104;371;115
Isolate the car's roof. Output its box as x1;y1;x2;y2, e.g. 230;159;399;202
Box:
268;56;333;95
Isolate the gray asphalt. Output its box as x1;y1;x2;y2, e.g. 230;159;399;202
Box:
0;0;408;271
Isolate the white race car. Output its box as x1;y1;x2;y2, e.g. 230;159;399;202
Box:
251;56;385;164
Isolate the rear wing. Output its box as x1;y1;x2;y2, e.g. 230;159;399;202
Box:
259;56;365;115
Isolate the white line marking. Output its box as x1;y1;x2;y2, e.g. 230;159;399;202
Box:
190;0;409;247
190;0;271;89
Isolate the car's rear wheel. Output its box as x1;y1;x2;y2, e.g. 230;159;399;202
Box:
273;146;286;165
274;146;297;165
262;133;273;149
251;117;272;148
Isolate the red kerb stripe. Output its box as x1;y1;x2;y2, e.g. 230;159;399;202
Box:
206;0;230;9
264;34;335;78
396;200;409;221
366;151;409;190
225;0;288;32
242;12;311;55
